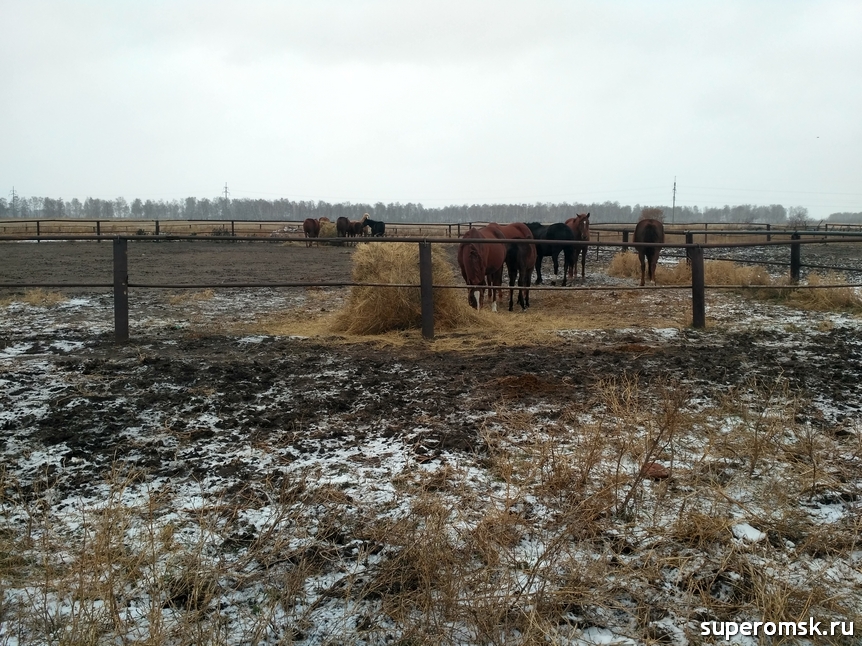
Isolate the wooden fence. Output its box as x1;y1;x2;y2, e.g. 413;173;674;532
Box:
2;232;862;342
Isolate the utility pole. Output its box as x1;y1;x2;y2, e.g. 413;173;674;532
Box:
10;187;18;217
672;177;677;224
222;182;230;218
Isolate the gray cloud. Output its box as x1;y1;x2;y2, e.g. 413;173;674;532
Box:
2;0;860;217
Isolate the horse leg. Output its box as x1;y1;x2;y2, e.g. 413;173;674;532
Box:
534;255;543;285
517;264;528;310
508;265;516;312
649;253;658;285
638;252;646;286
551;253;560;286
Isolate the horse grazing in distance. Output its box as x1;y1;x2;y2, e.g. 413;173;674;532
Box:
494;222;536;311
526;222;576;286
633;218;665;286
457;225;507;311
336;216;350;239
302;218;321;247
565;212;590;282
365;217;386;237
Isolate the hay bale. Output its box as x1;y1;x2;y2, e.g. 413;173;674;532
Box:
332;243;481;334
319;221;337;242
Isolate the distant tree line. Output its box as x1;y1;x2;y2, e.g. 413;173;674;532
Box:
0;193;837;225
826;211;862;223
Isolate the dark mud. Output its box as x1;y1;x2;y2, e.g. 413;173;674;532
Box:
3;321;860;504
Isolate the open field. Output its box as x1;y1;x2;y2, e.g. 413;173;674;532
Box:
1;241;861;645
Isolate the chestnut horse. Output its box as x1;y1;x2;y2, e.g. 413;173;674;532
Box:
302;218;321;247
457;225;507;311
494;222;536;311
633;218;665;286
565;212;590;282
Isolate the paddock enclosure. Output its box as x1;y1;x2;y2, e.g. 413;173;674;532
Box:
1;224;862;645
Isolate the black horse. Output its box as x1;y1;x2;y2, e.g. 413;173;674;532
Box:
526;222;575;286
365;218;386;237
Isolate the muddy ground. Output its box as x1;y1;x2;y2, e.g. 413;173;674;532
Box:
2;240;861;503
2;240;862;644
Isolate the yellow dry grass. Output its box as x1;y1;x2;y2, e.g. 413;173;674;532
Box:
766;271;862;311
608;252;772;286
0;288;69;307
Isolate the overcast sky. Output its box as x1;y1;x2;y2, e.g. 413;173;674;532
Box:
3;1;861;218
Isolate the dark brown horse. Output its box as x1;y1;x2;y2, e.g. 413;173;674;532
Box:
302;218;321;247
493;222;536;311
633;218;665;286
336;216;350;239
347;214;369;240
457;225;507;311
565;212;590;282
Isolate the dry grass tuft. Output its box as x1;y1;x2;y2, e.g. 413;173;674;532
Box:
3;288;70;306
784;272;862;311
331;242;483;335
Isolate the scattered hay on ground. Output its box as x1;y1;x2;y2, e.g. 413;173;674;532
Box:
331;243;482;335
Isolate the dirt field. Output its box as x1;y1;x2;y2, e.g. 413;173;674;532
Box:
1;240;861;644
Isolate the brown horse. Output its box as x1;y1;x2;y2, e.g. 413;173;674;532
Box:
302;218;321;247
457;225;507;311
565;212;590;282
493;222;536;311
633;218;665;286
347;214;369;240
336;216;350;239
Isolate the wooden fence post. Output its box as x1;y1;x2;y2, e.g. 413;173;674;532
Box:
621;229;629;252
690;245;705;328
766;223;771;242
790;232;801;284
113;237;129;343
419;241;434;340
155;220;160;236
685;231;694;265
36;220;41;243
